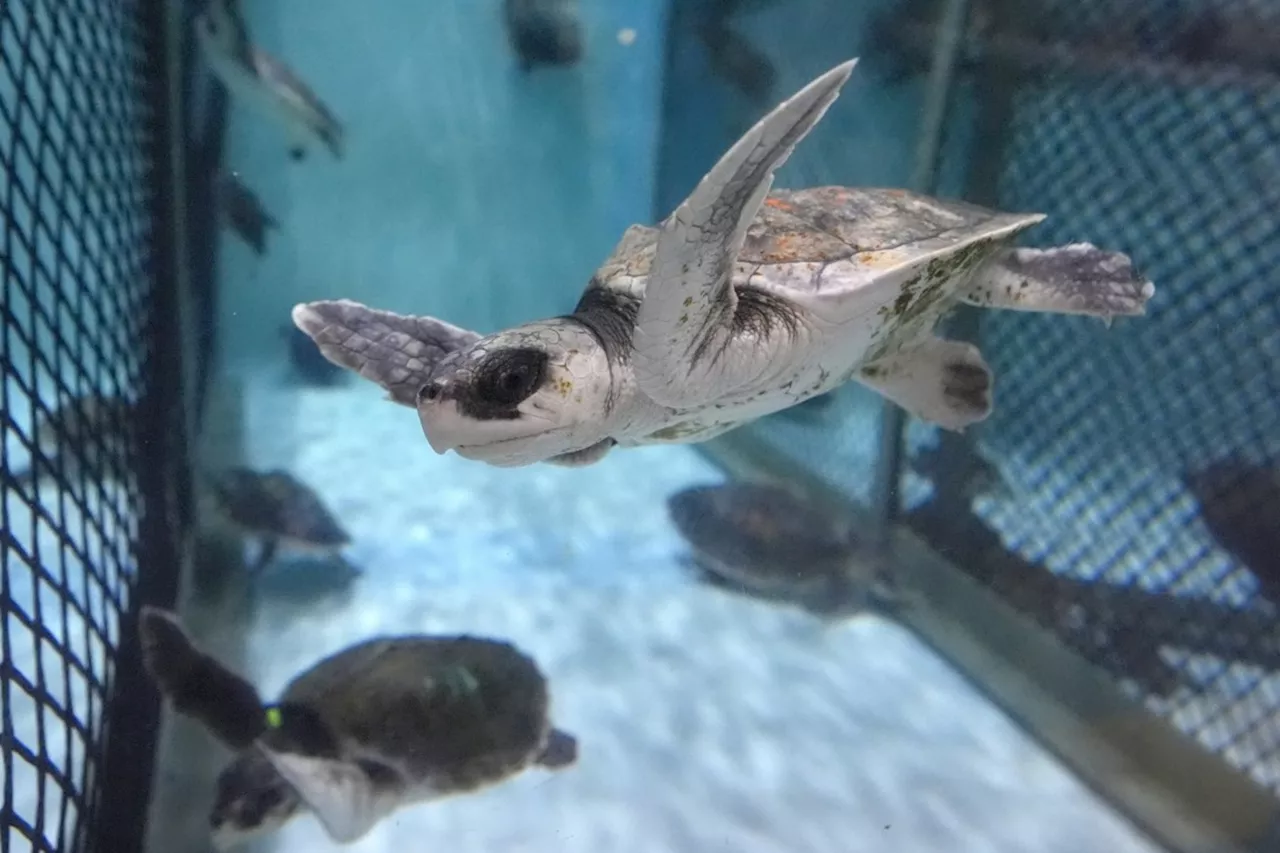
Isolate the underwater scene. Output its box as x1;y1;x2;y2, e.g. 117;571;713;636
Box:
2;0;1279;852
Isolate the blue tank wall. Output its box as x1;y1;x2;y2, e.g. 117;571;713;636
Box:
213;0;669;373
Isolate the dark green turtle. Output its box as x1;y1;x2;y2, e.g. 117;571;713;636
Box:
139;607;578;847
667;481;904;619
207;467;352;572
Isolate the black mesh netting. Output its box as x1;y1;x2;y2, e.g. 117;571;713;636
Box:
897;0;1280;796
1;1;185;851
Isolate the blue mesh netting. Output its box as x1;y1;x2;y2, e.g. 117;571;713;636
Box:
897;0;1280;795
1;1;185;850
658;0;1280;799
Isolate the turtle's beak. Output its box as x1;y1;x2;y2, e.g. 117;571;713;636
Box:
416;399;463;455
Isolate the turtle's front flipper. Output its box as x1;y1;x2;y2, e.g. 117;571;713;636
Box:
138;606;267;750
960;243;1156;322
632;59;858;409
292;301;483;406
856;335;992;431
261;750;392;844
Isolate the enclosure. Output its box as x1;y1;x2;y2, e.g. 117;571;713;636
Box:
2;1;1278;852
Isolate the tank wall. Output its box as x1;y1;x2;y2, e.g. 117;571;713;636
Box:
213;0;668;376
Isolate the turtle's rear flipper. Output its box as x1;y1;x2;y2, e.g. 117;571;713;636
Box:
961;243;1156;322
856;336;992;431
537;728;578;769
139;606;267;749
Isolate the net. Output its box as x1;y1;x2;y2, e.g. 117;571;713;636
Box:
0;1;187;851
891;0;1280;795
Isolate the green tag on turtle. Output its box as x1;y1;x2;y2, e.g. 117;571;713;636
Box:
265;705;283;729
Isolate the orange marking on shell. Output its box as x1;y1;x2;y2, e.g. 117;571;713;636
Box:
857;251;899;268
760;233;806;263
764;197;796;212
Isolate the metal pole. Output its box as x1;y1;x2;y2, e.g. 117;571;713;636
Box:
869;0;972;543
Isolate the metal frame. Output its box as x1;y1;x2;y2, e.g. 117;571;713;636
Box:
700;0;1280;849
700;428;1280;853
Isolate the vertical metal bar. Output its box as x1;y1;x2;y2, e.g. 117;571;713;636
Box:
868;0;972;542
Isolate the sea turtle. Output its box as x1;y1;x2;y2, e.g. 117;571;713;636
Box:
195;0;343;162
138;607;578;847
290;58;1154;469
207;467;352;573
667;481;903;618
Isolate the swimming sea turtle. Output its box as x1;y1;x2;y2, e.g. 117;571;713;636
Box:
195;0;343;161
290;58;1154;469
207;467;352;573
138;607;578;847
667;481;902;618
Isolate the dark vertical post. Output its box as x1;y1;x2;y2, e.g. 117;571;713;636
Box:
81;0;188;849
868;0;973;542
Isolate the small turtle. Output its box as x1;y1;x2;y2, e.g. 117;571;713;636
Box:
11;393;134;487
207;467;351;573
195;0;343;162
290;58;1154;469
504;0;584;72
138;607;578;846
667;482;902;618
218;170;279;256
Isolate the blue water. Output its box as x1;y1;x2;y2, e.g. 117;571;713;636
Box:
193;2;1164;852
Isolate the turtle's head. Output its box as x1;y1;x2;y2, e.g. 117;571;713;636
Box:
415;319;620;466
210;750;303;849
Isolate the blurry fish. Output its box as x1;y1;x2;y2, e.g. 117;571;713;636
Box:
1184;457;1280;606
206;467;352;573
218;171;279;256
667;482;906;620
504;0;584;73
139;607;578;847
697;20;776;102
280;323;347;386
10;393;134;488
195;0;344;162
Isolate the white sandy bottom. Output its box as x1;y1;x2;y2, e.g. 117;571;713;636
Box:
200;372;1165;853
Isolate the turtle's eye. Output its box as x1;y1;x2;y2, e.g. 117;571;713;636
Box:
474;348;548;408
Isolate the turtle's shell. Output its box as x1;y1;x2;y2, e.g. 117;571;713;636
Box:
211;468;350;549
667;482;854;593
274;635;554;795
739;186;1035;264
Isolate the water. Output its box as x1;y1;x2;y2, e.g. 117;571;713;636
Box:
4;0;1279;851
186;0;1160;850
